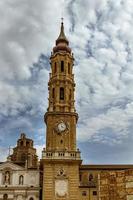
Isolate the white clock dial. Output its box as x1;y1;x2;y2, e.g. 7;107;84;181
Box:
58;122;66;132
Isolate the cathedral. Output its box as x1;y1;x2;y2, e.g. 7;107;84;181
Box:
1;22;133;200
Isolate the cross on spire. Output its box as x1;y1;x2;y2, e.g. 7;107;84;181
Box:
61;17;64;23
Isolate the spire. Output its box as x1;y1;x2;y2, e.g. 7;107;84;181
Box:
53;20;71;54
56;21;69;45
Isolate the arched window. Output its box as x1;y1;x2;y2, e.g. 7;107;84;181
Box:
54;62;57;73
60;87;64;100
19;175;24;185
3;194;8;200
60;139;63;144
61;61;64;72
69;89;71;100
68;63;70;74
26;141;30;147
4;171;10;185
20;141;23;146
29;198;34;200
89;174;93;181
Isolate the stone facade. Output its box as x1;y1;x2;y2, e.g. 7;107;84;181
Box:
79;165;133;200
0;160;40;200
0;134;40;200
99;168;133;200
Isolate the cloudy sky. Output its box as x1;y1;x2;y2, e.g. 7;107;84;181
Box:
0;0;133;164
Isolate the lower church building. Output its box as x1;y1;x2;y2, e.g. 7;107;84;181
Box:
0;134;40;200
1;22;133;200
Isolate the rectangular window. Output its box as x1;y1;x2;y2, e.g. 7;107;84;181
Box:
61;61;64;72
93;191;97;196
60;87;64;100
82;191;87;196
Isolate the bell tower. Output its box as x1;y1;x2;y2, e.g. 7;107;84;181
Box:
45;21;78;152
42;21;81;200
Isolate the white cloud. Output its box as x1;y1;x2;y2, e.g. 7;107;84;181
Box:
78;103;133;142
35;144;45;160
0;147;8;162
1;0;133;162
70;0;133;145
0;0;69;122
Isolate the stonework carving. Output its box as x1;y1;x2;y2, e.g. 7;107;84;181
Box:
57;168;66;177
4;171;10;184
55;179;68;197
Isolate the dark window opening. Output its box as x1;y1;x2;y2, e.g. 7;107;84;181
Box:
19;175;24;185
69;89;71;100
61;61;64;72
68;63;70;74
60;87;64;100
26;141;30;147
54;62;57;73
82;191;87;196
20;141;23;146
29;198;34;200
60;169;64;175
52;88;55;98
60;140;63;144
89;174;93;181
3;194;8;200
93;191;97;196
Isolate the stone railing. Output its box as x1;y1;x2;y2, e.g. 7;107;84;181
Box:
42;149;81;160
79;180;97;187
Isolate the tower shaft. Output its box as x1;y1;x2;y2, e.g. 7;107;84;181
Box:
42;22;81;200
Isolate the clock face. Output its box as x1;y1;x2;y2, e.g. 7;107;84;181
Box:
58;122;66;132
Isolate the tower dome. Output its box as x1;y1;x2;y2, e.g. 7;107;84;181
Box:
53;22;71;53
